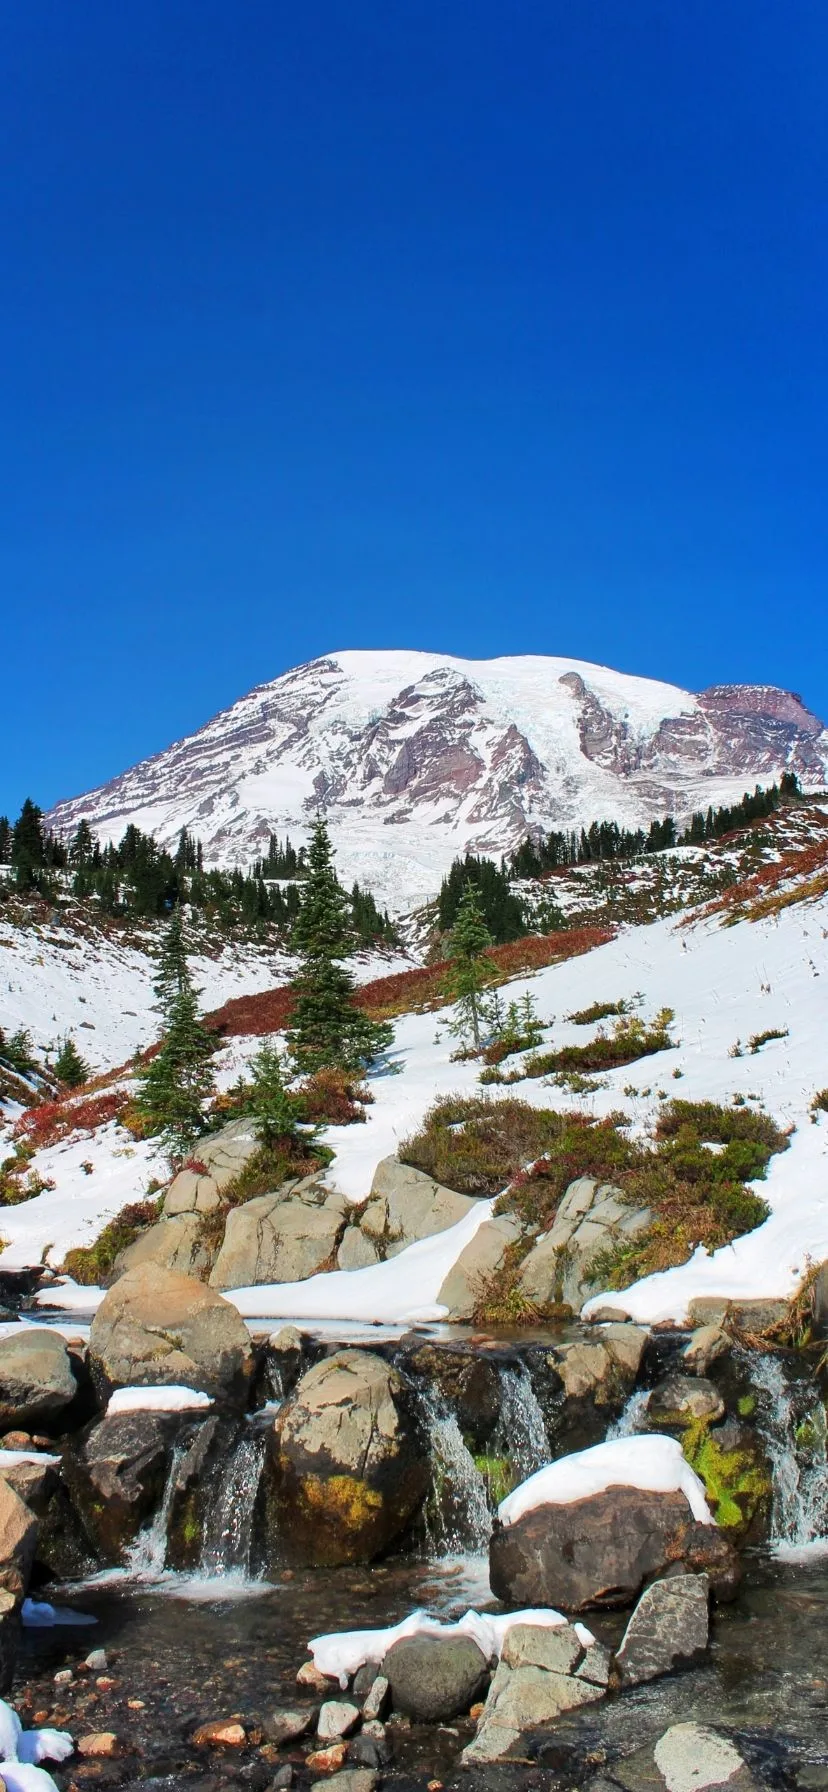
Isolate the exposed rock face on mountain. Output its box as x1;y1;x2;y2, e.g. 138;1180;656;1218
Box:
47;650;828;907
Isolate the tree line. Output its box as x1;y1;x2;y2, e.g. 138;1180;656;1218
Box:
0;801;398;946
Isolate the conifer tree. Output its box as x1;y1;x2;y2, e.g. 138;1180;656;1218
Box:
443;882;496;1050
137;912;215;1156
53;1035;90;1088
244;1041;304;1146
287;818;393;1073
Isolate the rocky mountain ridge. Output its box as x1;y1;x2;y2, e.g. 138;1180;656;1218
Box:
47;650;828;908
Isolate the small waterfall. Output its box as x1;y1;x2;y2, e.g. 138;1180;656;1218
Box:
199;1427;267;1579
126;1442;186;1580
606;1388;650;1440
749;1353;828;1552
423;1397;491;1557
495;1363;550;1482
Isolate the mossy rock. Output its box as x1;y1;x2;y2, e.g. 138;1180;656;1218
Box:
681;1417;772;1543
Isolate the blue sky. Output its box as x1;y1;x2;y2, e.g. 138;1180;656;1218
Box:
2;2;827;817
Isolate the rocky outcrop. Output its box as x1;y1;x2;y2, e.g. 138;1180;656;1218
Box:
209;1179;347;1289
88;1266;253;1403
162;1119;260;1216
267;1350;429;1566
0;1330;78;1429
615;1573;709;1684
489;1486;740;1611
436;1214;523;1319
114;1213;211;1282
365;1158;477;1257
517;1178;651;1312
381;1635;489;1722
462;1620;607;1764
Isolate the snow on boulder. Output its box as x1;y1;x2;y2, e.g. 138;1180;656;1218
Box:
309;1606;594;1688
490;1436;741;1612
106;1385;214;1416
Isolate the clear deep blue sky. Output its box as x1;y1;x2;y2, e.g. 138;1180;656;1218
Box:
2;2;827;817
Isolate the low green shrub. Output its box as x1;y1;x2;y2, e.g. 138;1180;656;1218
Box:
520;1009;676;1080
748;1028;789;1054
62;1198;163;1285
565;998;633;1025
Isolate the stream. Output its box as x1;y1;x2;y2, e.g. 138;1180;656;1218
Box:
14;1324;828;1787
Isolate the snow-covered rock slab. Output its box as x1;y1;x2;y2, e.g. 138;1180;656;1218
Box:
309;1606;595;1688
106;1385;214;1415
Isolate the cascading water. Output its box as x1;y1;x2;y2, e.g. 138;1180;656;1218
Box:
126;1442;186;1580
199;1427;268;1579
748;1353;828;1552
606;1387;650;1440
422;1395;491;1556
494;1362;550;1482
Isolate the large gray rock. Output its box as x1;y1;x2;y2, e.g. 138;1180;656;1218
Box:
366;1158;477;1256
436;1214;524;1319
337;1227;380;1272
517;1177;651;1312
0;1329;78;1428
608;1722;759;1792
489;1486;740;1611
0;1477;38;1600
462;1621;604;1766
615;1573;709;1685
646;1375;725;1429
113;1213;211;1282
62;1410;174;1563
546;1324;647;1410
381;1634;489;1721
88;1265;253;1402
268;1349;428;1566
209;1178;347;1289
162;1118;260;1216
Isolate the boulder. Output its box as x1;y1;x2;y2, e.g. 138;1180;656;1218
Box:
265;1708;314;1746
162;1118;261;1216
462;1620;604;1765
615;1573;709;1684
687;1296;788;1333
317;1701;360;1741
547;1325;647;1409
209;1179;347;1289
489;1485;740;1610
0;1330;78;1429
366;1158;477;1256
436;1214;524;1319
62;1410;175;1562
381;1634;489;1721
0;1477;38;1599
0;1456;58;1515
268;1349;429;1565
646;1375;725;1429
517;1178;651;1312
682;1324;729;1375
88;1266;253;1403
607;1722;759;1792
337;1228;380;1272
113;1213;211;1282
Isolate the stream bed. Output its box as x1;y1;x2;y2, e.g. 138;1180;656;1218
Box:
14;1549;828;1790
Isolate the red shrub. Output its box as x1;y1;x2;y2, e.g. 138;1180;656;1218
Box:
14;1090;129;1151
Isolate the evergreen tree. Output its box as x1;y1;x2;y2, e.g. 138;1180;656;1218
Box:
69;820;95;867
137;912;216;1155
53;1035;90;1088
287;818;393;1073
244;1041;304;1146
443;882;496;1050
11;799;46;889
0;817;11;865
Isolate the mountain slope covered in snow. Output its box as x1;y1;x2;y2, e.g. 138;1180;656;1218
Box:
47;651;828;909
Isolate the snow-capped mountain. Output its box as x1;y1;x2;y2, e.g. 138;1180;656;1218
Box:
48;651;828;908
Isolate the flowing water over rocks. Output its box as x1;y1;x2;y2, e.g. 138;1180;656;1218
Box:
199;1424;267;1580
748;1353;828;1554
